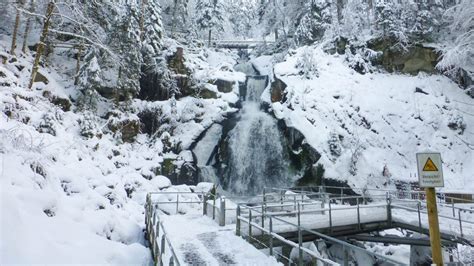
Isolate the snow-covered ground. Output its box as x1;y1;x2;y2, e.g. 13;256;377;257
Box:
256;45;474;193
159;214;280;265
0;37;239;264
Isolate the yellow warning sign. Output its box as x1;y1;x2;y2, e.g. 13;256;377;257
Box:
423;157;439;172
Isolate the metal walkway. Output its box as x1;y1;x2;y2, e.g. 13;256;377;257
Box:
145;186;474;265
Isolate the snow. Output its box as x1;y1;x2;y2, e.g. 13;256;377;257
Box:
0;36;239;264
269;45;474;193
158;214;280;265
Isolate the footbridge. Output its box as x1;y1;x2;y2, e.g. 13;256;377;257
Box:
145;186;474;265
209;40;274;49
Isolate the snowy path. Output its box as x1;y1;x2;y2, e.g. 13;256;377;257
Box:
160;214;280;265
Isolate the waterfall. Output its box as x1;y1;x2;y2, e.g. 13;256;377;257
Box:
222;65;293;195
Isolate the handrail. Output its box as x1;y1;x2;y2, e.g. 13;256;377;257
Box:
237;203;406;265
237;213;339;265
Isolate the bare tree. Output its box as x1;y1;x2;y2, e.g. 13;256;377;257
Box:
22;0;35;53
10;0;26;56
28;1;54;89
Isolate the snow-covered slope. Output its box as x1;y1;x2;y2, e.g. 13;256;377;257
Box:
265;46;473;193
0;39;239;264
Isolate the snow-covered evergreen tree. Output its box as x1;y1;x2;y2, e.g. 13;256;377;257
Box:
195;0;225;45
437;0;473;72
294;0;332;45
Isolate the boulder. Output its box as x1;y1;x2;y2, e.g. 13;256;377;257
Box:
199;86;218;99
211;79;235;93
34;71;49;84
270;76;287;102
120;119;141;143
43;91;72;112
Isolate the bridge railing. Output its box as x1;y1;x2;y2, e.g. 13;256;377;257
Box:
146;195;182;266
236;199;406;265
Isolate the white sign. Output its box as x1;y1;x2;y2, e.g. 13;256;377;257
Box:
416;152;444;187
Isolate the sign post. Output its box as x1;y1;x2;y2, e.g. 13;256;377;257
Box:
416;152;444;266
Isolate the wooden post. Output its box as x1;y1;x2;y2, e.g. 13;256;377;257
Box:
425;187;443;266
29;1;55;90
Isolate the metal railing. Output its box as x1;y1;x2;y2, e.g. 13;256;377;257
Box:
235;191;474;265
236;200;405;265
145;195;182;266
145;186;473;265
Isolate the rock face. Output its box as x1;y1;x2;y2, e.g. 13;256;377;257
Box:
211;79;235;93
158;155;199;185
198;85;218;99
270;76;287;103
368;38;440;75
139;46;195;101
108;116;141;143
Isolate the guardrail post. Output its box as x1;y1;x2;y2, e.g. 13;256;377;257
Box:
386;194;392;227
321;193;326;215
176;194;179;214
297;203;303;266
329;201;332;233
417;201;422;234
236;205;241;236
203;194;208;216
343;245;349;266
294;195;297;211
458;209;463;237
219;197;226;226
213;193;216;220
340;188;343;204
301;193;305;210
269;216;273;256
357;198;361;230
261;202;265;229
249;209;253;241
280;192;283;211
452;201;455;217
160;234;166;266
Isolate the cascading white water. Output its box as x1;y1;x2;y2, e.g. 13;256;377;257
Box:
224;69;292;195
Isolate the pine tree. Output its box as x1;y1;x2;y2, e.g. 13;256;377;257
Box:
77;52;102;110
195;0;225;46
294;0;332;45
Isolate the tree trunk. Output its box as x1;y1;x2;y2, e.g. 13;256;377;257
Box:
336;0;344;23
139;0;147;41
74;44;83;85
28;1;54;90
274;29;278;41
10;1;25;56
22;0;35;53
171;0;178;38
208;29;212;47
